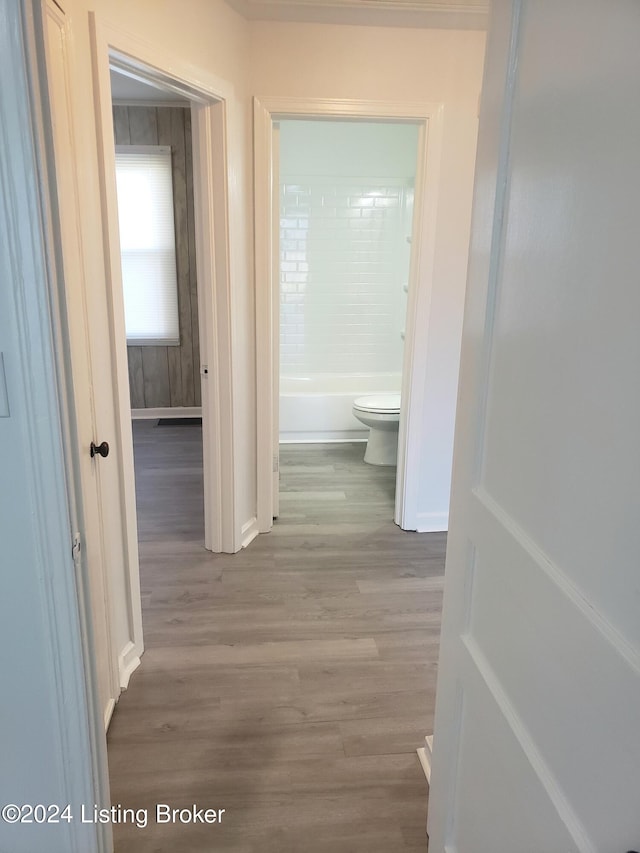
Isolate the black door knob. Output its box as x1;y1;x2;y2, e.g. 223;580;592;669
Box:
90;441;109;459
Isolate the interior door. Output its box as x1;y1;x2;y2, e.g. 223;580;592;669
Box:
428;2;640;851
42;0;119;728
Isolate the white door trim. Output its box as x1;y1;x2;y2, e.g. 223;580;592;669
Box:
88;12;240;564
253;97;444;532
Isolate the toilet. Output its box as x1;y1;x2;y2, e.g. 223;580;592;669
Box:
352;394;401;466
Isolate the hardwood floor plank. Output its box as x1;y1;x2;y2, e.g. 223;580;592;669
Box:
297;659;436;694
138;637;379;668
217;687;435;727
356;576;445;594
109;665;301;709
339;713;435;758
279;489;347;501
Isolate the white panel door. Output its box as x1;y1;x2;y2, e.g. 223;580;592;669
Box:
42;0;119;728
428;2;640;851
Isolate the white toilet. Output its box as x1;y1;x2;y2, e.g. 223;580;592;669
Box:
352;394;401;466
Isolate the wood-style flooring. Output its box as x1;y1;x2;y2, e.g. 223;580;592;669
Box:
107;422;445;852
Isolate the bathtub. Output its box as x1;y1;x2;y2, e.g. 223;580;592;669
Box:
279;373;402;443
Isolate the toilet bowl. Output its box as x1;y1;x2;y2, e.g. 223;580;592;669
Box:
352;394;401;466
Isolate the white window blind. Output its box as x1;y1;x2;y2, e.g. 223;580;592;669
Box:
115;146;180;346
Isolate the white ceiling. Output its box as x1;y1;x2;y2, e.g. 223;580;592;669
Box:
225;0;489;28
109;69;190;105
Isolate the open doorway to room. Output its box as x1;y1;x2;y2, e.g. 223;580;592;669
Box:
109;69;206;552
276;119;419;528
255;99;446;537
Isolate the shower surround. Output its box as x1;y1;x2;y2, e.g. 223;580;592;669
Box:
279;121;417;442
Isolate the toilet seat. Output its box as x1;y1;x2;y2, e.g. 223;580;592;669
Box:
353;394;401;415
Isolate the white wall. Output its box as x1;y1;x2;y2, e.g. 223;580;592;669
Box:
252;23;486;529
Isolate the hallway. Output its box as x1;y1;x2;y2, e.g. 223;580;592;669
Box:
107;422;445;852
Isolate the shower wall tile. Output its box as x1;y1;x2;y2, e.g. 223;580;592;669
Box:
279;176;412;378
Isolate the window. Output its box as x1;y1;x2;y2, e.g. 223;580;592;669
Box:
115;146;180;346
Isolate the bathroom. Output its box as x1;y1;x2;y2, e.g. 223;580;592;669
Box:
277;119;419;516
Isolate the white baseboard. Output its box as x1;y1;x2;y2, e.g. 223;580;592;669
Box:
417;734;433;783
131;406;202;420
241;516;259;549
103;697;116;732
416;512;449;533
280;431;368;443
118;640;142;690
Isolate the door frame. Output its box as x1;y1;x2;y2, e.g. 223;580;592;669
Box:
254;97;444;531
88;17;240;679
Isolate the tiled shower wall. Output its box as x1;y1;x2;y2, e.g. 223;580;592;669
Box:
280;176;413;377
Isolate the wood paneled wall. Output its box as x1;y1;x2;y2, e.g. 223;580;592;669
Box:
113;105;201;409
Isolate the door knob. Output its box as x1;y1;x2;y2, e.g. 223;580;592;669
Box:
90;441;109;459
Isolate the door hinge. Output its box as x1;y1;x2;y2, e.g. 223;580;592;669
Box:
273;454;279;473
71;533;81;564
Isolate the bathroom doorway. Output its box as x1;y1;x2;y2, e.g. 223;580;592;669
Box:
276;119;419;523
255;98;445;533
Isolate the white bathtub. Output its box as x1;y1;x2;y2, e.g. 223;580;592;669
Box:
279;373;402;443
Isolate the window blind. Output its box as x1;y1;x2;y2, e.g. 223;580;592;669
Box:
115;146;180;346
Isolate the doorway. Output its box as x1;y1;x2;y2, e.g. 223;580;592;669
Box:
109;68;206;539
111;75;202;418
254;98;445;535
93;33;238;556
275;118;419;524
